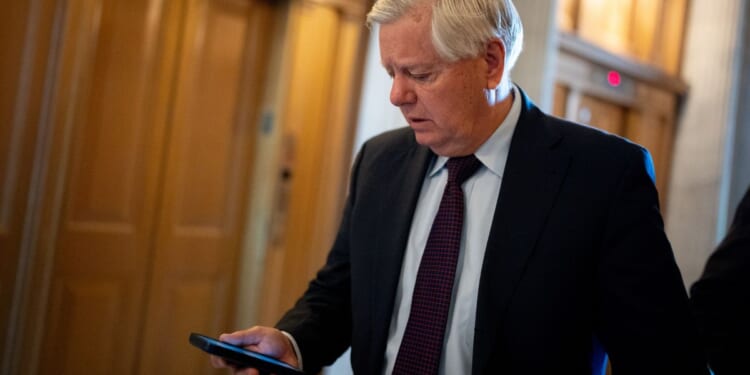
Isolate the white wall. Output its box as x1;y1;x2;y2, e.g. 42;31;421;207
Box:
511;0;560;111
666;0;747;288
351;24;406;157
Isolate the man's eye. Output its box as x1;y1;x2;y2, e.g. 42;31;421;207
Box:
409;72;431;81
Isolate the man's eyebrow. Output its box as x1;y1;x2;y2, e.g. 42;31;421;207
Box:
403;63;435;71
382;62;436;72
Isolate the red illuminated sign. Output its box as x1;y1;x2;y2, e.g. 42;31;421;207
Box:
607;70;622;87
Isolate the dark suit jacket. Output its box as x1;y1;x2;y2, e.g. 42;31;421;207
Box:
691;186;750;374
277;90;708;374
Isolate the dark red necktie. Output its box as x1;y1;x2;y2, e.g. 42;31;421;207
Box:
393;155;483;375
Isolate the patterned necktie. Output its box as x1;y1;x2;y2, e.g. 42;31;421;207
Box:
393;155;483;375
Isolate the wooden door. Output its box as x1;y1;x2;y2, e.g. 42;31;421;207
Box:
5;0;273;373
31;0;178;373
625;87;677;208
576;95;626;134
256;0;368;325
0;0;58;366
137;0;272;373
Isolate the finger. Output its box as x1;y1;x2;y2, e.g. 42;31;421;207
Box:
235;367;260;375
209;354;227;368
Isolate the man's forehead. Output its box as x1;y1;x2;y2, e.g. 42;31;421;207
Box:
378;18;438;65
378;40;442;70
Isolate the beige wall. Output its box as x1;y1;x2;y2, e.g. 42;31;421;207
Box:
666;0;748;288
512;0;560;111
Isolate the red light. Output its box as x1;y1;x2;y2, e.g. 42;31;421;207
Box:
607;70;621;87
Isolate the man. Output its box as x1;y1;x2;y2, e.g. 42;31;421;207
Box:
212;0;708;374
691;186;750;374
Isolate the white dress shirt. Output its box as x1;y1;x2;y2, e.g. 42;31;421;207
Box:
382;86;521;375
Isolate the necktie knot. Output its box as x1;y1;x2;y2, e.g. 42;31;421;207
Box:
446;155;482;186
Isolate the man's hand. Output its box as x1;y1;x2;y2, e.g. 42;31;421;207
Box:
209;326;300;375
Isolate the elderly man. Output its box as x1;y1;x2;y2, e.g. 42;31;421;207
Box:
212;0;708;374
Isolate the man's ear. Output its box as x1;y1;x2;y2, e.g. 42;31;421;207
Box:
484;38;506;89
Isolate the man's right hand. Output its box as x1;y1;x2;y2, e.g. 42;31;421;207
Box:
209;326;300;375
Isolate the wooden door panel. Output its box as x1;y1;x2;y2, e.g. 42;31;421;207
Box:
1;0;61;369
626;113;665;169
257;0;365;326
577;0;634;55
45;281;122;374
138;0;263;372
147;280;221;372
553;84;568;118
577;95;626;135
36;0;175;373
260;1;342;323
0;0;34;362
626;111;672;207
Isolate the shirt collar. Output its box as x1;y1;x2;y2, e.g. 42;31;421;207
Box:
429;85;522;178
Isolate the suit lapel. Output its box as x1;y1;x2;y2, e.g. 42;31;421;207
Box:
368;141;433;373
472;94;570;375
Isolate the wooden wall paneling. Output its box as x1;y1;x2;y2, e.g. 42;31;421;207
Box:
557;0;579;32
137;0;268;373
577;0;634;56
557;53;633;135
626;110;669;207
259;0;366;324
220;0;283;331
253;6;299;327
556;50;639;111
657;0;688;75
16;0;178;373
555;52;587;123
307;11;366;282
267;1;341;319
305;0;367;17
577;95;626;135
0;0;35;365
557;34;688;96
5;0;280;372
556;0;688;214
559;0;688;73
0;0;58;370
552;84;569;118
630;0;662;63
625;86;677;209
656;109;676;211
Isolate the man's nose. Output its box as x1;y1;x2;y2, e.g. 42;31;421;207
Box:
390;75;416;106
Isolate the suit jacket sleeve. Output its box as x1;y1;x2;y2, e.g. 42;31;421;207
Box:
596;146;708;374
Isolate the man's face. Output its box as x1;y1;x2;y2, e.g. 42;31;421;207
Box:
378;4;494;156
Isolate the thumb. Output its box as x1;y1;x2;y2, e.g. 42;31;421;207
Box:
218;329;262;347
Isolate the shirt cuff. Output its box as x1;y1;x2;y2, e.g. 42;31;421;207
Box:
280;330;303;371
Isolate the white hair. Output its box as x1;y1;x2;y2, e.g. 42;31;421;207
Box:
367;0;524;96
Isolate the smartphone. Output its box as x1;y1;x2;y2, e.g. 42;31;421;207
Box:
189;332;303;374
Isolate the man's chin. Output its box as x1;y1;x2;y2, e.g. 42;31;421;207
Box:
412;132;434;147
413;133;448;155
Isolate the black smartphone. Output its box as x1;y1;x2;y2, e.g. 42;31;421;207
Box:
189;332;303;375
